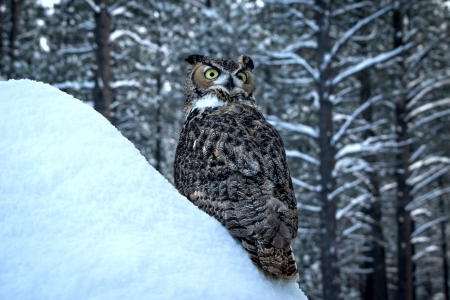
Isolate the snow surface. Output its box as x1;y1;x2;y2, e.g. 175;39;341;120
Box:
0;79;307;300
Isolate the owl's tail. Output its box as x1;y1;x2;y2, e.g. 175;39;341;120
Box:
242;238;298;281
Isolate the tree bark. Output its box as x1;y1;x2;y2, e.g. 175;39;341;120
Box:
357;68;388;300
8;0;22;79
0;4;4;64
393;8;414;300
93;0;112;121
440;177;449;300
315;1;341;299
154;75;162;174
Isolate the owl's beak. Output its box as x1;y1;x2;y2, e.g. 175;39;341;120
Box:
226;77;234;94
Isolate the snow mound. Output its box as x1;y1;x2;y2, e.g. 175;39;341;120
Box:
0;79;307;300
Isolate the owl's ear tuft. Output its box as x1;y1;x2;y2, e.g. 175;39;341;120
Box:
185;54;209;66
238;55;254;71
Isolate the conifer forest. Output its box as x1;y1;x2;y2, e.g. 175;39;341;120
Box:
1;0;450;299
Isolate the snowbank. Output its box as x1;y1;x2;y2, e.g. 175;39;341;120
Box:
0;80;307;300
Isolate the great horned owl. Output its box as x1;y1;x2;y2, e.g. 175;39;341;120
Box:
174;54;298;281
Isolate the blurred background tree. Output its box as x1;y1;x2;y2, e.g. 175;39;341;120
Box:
1;0;449;299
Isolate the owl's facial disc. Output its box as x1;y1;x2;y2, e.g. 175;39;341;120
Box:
202;66;246;96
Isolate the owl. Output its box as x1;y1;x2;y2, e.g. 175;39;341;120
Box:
174;54;298;281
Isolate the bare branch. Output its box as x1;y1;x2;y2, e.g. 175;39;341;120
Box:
336;194;370;220
84;0;100;13
328;179;362;201
297;203;321;212
410;165;450;196
291;177;321;192
329;3;394;63
408;108;450;132
406;79;450;110
411;217;447;237
332;95;383;146
266;51;319;81
110;30;159;51
266;115;318;138
406;186;450;211
331;1;373;17
290;8;318;32
331;42;414;86
286;149;319;166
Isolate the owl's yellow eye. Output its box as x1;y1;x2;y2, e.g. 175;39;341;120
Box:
236;72;247;83
204;68;220;80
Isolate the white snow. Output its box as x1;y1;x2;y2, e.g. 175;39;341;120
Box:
0;79;307;300
109;30;159;51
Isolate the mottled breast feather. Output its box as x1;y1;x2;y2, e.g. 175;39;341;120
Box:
174;102;298;280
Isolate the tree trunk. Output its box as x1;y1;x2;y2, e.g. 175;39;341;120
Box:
315;1;341;299
357;68;388;300
8;0;22;79
440;177;449;300
0;4;4;64
393;8;414;300
93;0;112;121
154;75;163;174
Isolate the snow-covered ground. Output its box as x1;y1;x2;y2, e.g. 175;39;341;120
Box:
0;80;307;300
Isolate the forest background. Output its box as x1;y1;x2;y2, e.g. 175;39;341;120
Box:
1;0;450;299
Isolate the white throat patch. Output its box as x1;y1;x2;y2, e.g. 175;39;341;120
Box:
193;94;226;110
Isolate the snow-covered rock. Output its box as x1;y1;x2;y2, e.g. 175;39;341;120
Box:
0;79;307;300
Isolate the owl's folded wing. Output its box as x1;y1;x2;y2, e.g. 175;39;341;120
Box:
174;104;298;248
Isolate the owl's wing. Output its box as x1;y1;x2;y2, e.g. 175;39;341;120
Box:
174;103;298;249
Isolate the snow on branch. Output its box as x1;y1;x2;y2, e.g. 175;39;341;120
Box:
334;157;371;175
328;179;362;201
110;30;159;51
411;216;447;238
335;139;412;160
265;52;319;81
380;182;397;193
266;115;318;138
409;144;427;163
286;150;319;166
341;223;370;239
329;3;394;63
264;0;315;5
336;194;370;220
331;42;414;86
332;1;373;17
412;245;440;261
284;38;317;52
297;203;321;212
408;164;448;186
408;108;450;132
57;45;94;55
298;228;320;234
406;98;450;121
290;8;318;32
53;81;94;90
84;0;100;13
409;165;450;196
345;118;388;136
291;177;321;192
406;79;450;110
272;77;315;85
406;186;450;211
111;80;141;89
110;6;134;17
341;267;373;275
409;155;450;171
331;95;383;146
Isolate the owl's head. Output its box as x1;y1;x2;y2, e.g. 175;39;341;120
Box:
183;54;255;115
